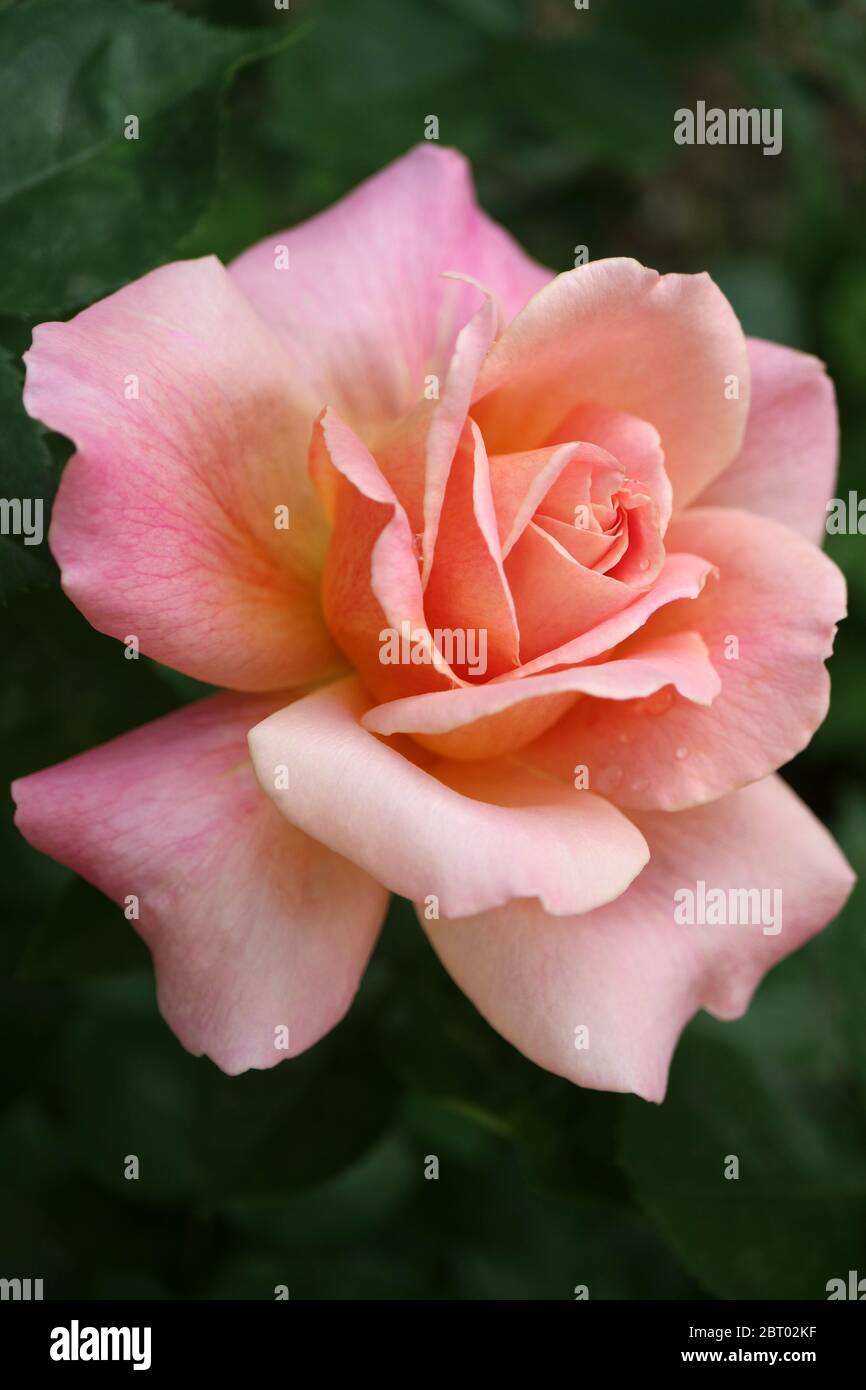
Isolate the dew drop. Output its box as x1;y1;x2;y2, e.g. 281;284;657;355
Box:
631;776;649;792
638;558;650;572
645;688;674;715
675;745;689;760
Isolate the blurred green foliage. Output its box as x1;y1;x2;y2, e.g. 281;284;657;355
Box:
1;0;865;1299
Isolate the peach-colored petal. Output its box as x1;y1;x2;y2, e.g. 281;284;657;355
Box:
247;677;650;919
393;692;582;763
372;287;497;553
506;522;633;661
545;403;672;533
695;337;838;545
230;145;551;434
314;409;460;704
362;631;719;746
534;510;625;571
508;552;717;679
420;290;498;586
420;775;854;1100
24;257;341;692
374;287;499;595
424;420;520;678
525;507;845;809
601;492;665;587
487;441;607;559
500;544;717;681
11;694;389;1074
472;258;750;508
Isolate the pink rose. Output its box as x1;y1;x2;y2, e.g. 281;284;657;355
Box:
12;146;853;1100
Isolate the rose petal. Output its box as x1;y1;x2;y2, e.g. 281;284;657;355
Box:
487;441;605;558
524;507;845;809
506;522;634;661
421;775;854;1100
374;288;498;582
695;337;838;545
362;631;720;762
247;677;650;919
24;257;340;692
545;402;672;533
313;408;461;703
533;511;625;571
11;694;388;1074
497;550;715;683
472;258;750;508
230;145;551;432
424;419;520;678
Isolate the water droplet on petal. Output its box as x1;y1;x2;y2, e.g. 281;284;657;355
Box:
631;776;649;792
645;688;674;715
618;730;632;745
639;558;650;572
675;745;689;760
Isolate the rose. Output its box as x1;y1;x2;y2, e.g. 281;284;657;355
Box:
12;146;853;1100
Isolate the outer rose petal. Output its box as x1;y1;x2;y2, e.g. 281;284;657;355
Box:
695;337;838;545
24;257;341;692
247;677;650;919
524;508;845;810
471;258;750;509
11;695;388;1074
420;776;854;1101
230;145;551;432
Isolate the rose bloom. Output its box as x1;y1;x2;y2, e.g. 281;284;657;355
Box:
12;147;853;1101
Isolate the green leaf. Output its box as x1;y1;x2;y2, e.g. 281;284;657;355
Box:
58;990;402;1206
209;1022;403;1199
61;1007;205;1205
620;1011;866;1298
377;898;628;1203
0;0;298;318
223;1135;416;1249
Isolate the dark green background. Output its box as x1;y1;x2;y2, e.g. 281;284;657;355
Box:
1;0;865;1300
